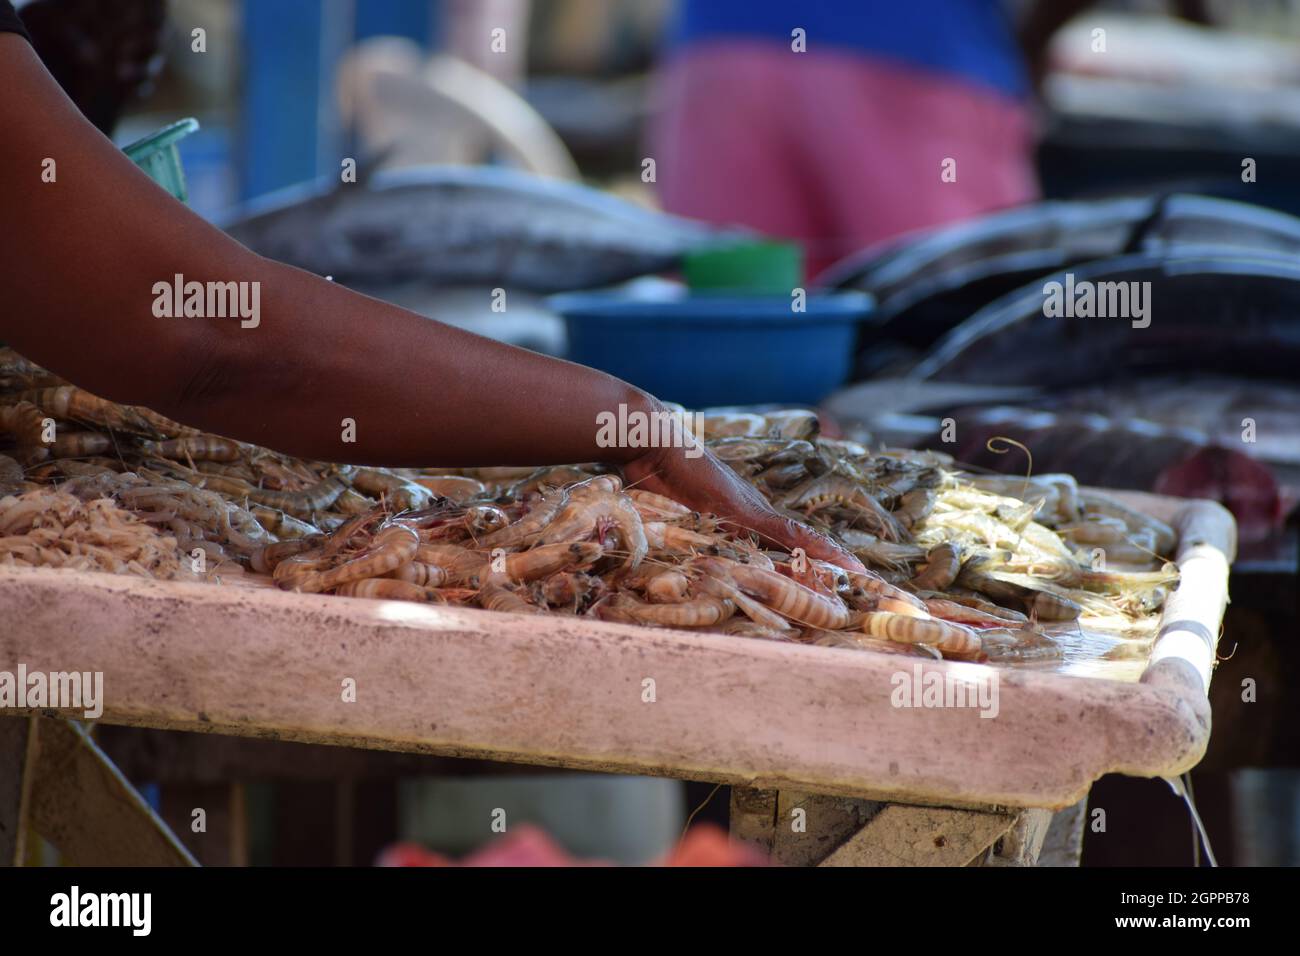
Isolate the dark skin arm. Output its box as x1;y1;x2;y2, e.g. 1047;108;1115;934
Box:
0;35;863;571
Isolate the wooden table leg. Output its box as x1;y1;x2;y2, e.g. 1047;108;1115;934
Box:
820;803;1017;866
27;718;198;866
727;786;777;859
1038;797;1089;866
730;784;1046;867
0;717;38;866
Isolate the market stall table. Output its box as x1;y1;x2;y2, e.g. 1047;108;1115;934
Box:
0;492;1234;866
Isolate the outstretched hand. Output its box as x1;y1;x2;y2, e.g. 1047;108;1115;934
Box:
622;442;867;574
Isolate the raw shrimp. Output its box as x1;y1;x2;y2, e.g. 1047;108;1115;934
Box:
535;570;604;611
978;627;1062;664
413;543;488;581
141;436;243;462
921;597;1031;628
413;474;487;502
484;541;603;585
627;489;693;519
248;475;350;518
910;543;962;591
334;579;440;602
250;507;321;540
643;522;719;553
350;468;439;511
700;412;767;438
387;561;451;587
275;523;419;593
597;593;734;628
536;489;647;568
479;489;568;548
860;611;984;660
20;386;195;438
842;569;928;617
643;566;692;603
249;536;325;574
809;627;940;659
333;487;379;515
478;583;544;614
780;474;904;541
0;401;50;464
958;568;1083;622
894;488;937;529
717;618;798;641
704;556;852;630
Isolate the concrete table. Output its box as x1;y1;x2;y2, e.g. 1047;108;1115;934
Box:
0;492;1233;866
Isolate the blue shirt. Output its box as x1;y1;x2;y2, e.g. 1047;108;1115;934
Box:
669;0;1029;101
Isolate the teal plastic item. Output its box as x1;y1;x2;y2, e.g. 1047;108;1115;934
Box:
123;118;200;203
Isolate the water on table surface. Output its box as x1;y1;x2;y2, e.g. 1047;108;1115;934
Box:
1026;617;1161;682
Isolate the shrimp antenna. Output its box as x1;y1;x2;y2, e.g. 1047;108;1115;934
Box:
985;435;1033;556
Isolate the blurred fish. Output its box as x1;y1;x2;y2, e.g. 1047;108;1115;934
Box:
909;254;1300;386
819;197;1152;303
823;196;1300;373
221;165;740;292
1049;376;1300;468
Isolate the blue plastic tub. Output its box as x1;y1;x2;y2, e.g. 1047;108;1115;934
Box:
551;291;874;408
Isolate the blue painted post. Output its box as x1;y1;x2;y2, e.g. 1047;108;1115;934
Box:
238;0;352;200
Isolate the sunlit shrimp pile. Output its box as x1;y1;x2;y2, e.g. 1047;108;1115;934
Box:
0;348;1179;667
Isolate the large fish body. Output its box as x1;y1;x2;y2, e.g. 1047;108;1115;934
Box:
908;253;1300;386
220;165;734;292
823;195;1300;369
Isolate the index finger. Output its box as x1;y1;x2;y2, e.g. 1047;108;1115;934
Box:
743;511;868;575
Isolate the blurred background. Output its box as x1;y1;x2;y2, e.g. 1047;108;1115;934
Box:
16;0;1300;866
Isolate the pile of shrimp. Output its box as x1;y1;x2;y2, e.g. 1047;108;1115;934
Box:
0;488;186;579
0;349;1178;664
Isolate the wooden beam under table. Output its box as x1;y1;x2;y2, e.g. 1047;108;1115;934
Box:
728;785;1072;867
0;716;197;867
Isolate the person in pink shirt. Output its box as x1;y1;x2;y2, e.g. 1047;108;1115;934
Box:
649;0;1042;279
